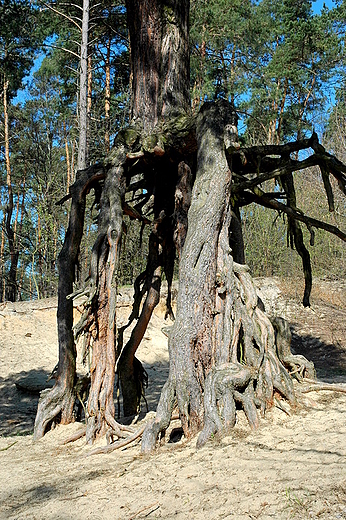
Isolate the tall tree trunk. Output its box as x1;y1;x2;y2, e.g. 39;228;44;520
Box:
126;0;162;129
142;101;297;452
142;101;240;448
77;0;89;171
3;78;18;302
85;160;126;443
126;0;190;128
35;0;321;451
34;166;102;439
104;36;111;154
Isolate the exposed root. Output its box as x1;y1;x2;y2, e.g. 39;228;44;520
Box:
141;379;176;454
300;381;346;394
60;427;87;445
88;423;146;455
139;102;311;453
197;363;258;448
272;316;316;381
274;396;291;415
34;381;75;440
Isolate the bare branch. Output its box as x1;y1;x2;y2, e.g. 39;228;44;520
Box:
47;43;80;60
244;187;346;242
233;155;321;192
38;1;82;31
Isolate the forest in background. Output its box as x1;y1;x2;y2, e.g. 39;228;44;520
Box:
1;0;346;302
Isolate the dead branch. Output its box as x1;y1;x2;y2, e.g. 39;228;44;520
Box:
60;427;87;445
123;201;151;224
243;188;346;242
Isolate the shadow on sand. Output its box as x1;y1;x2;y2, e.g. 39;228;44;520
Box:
291;329;346;383
0;326;344;438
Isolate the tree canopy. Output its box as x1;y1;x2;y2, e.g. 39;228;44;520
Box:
1;0;345;301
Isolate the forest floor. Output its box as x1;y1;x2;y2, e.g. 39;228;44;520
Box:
0;277;346;520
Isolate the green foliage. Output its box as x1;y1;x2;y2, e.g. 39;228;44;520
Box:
242;0;340;144
0;0;40;96
190;0;254;105
0;0;130;300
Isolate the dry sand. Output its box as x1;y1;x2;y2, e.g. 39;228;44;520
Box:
0;278;345;520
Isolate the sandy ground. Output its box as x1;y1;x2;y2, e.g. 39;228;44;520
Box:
0;278;345;520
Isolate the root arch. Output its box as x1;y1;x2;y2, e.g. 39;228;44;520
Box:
34;99;346;453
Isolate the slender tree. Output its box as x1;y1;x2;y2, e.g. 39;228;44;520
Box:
77;0;90;170
0;0;39;301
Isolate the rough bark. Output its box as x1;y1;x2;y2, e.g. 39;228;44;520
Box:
126;0;190;128
35;105;346;449
173;161;193;258
34;166;104;439
141;101;312;453
34;1;346;452
84;156;126;443
142;101;243;451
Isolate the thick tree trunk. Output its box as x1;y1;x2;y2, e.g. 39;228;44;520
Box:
35;0;325;451
34;172;87;438
114;0;191;419
126;0;190;127
142;101;242;449
142;100;301;453
85;155;126;443
126;0;161;128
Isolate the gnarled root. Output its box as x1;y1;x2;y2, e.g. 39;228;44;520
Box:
272;316;316;381
88;423;146;456
141;378;176;454
197;363;258;448
34;380;75;440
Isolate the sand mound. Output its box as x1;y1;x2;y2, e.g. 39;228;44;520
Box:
0;278;345;519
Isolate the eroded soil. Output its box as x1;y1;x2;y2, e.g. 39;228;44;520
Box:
0;278;345;520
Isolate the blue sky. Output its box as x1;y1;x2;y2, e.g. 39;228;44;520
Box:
313;0;336;12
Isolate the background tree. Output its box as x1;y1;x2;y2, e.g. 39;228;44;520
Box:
0;0;130;301
0;0;40;301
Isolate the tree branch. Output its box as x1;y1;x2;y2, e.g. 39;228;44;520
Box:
243;188;346;242
233;155;322;192
38;1;82;31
